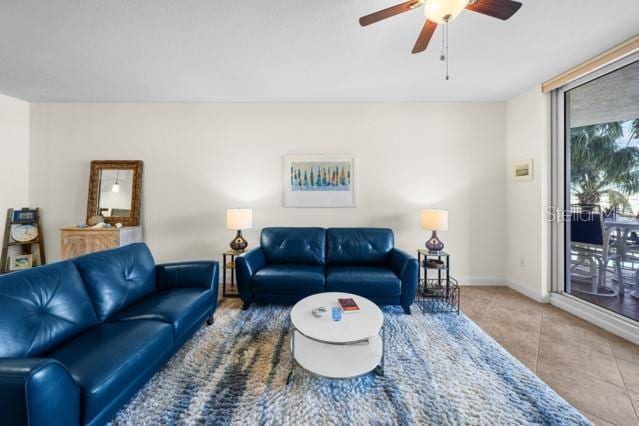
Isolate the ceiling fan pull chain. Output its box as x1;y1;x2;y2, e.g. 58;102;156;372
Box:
440;24;446;62
444;20;450;80
446;20;450;80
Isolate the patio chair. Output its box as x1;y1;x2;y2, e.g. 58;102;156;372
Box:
613;229;639;298
569;204;619;297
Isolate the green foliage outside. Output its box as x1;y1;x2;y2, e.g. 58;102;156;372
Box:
571;119;639;214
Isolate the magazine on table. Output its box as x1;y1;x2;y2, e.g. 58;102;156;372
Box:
338;298;360;313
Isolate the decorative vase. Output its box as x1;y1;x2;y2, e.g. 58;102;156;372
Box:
229;230;248;252
425;230;444;253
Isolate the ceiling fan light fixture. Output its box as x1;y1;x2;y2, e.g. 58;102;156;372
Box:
423;0;468;24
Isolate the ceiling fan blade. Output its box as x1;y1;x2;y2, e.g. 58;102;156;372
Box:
412;20;437;54
465;0;522;20
359;0;422;27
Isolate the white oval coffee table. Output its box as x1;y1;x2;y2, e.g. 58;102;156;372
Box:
288;292;384;381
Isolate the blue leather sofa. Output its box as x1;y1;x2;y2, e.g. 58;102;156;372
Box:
0;243;219;426
236;227;418;314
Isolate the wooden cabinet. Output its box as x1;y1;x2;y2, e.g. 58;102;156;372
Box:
60;226;143;260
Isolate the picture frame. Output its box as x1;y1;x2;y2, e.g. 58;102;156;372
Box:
12;208;37;223
86;160;143;226
9;254;33;271
512;159;534;181
284;155;356;208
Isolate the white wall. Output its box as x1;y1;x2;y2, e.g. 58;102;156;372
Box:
29;102;507;282
0;94;29;241
506;87;551;301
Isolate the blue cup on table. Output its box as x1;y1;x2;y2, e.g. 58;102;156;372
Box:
332;306;342;322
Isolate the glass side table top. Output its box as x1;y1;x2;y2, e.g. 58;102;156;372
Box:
417;249;450;257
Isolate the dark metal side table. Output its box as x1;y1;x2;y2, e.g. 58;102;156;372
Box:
222;250;243;298
416;249;460;314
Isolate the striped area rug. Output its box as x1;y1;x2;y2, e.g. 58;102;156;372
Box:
111;299;588;425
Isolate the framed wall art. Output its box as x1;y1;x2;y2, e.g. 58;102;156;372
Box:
284;155;356;208
9;254;33;271
512;159;534;181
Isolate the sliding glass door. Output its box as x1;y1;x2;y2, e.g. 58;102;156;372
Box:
554;54;639;320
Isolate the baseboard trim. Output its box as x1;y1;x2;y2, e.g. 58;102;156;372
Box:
550;292;639;345
506;279;550;303
457;276;507;286
432;276;551;304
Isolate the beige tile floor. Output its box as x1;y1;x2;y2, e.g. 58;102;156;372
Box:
462;286;639;426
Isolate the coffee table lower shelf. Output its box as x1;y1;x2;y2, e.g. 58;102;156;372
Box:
288;327;384;382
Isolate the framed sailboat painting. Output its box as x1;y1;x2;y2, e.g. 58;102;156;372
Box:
284;155;356;208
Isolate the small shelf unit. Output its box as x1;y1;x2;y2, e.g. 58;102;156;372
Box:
416;249;460;314
1;208;46;274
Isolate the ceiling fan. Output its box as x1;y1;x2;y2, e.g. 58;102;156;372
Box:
359;0;522;54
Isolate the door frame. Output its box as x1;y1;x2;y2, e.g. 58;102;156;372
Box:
549;52;639;344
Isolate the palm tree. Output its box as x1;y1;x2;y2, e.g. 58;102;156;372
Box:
571;119;639;213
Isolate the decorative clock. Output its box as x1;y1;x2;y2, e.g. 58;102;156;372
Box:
11;224;39;242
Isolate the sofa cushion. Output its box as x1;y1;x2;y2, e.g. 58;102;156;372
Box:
326;266;402;297
73;243;156;322
109;288;214;342
48;320;173;425
0;261;97;357
252;265;325;295
261;227;326;265
326;228;394;266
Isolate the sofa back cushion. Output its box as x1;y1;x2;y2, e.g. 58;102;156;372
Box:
73;243;156;322
261;227;326;266
0;261;98;357
326;228;394;266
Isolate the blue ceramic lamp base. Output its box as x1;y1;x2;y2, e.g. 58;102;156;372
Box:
425;231;444;253
230;230;248;252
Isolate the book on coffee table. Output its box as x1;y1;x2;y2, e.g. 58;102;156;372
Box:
338;298;360;313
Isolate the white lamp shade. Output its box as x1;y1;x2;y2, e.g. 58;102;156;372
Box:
420;209;449;231
226;209;253;230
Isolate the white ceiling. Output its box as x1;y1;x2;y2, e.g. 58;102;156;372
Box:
0;0;637;102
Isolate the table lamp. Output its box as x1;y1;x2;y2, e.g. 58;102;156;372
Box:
226;208;252;252
421;209;448;252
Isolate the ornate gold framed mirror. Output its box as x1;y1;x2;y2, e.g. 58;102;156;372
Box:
87;160;143;226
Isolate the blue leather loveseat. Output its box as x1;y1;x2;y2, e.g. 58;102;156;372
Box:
0;243;219;426
236;227;418;314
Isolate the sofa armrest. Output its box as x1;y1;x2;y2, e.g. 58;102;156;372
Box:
235;248;266;303
156;261;219;293
389;249;419;311
0;358;80;426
